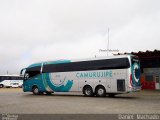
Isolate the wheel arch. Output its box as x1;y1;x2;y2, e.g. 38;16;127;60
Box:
95;84;106;92
32;84;38;91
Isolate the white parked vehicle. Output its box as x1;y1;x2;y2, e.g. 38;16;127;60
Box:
0;75;23;88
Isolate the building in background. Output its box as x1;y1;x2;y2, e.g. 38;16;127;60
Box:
116;50;160;90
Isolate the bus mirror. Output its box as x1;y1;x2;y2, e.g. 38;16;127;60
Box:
20;69;26;76
24;73;29;80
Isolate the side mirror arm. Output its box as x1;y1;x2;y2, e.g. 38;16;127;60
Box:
20;68;26;76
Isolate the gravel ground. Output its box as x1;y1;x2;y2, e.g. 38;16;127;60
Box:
0;88;160;114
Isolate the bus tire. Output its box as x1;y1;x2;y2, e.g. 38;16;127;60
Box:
32;86;39;95
0;84;4;88
95;86;106;97
83;86;94;97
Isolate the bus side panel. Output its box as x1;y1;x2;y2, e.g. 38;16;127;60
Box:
39;69;130;93
109;69;128;93
23;74;46;92
51;72;78;92
42;72;76;92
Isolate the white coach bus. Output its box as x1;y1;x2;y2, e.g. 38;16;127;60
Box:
20;55;141;97
0;75;23;88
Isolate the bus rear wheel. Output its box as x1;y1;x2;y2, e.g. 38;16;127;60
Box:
95;86;106;97
32;86;39;95
83;86;94;97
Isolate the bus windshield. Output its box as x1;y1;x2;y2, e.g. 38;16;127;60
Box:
24;66;41;79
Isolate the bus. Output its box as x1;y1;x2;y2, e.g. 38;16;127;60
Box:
20;55;141;97
0;75;23;88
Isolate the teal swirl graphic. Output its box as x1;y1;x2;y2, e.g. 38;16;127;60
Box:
43;73;73;92
131;62;141;87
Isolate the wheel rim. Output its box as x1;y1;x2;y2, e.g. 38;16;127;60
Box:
98;88;104;95
85;88;91;95
34;88;38;94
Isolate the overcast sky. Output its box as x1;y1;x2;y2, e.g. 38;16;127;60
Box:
0;0;160;75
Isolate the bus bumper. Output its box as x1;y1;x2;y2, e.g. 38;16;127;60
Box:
132;86;141;91
23;85;32;92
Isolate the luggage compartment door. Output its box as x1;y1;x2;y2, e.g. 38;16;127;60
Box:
117;79;125;91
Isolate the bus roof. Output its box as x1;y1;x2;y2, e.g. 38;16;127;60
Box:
28;59;71;68
27;55;134;68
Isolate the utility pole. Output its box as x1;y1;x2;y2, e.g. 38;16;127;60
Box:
107;28;110;56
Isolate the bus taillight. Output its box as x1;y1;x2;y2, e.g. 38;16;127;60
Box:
130;74;133;88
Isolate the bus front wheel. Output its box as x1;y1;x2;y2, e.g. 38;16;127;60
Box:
32;86;39;95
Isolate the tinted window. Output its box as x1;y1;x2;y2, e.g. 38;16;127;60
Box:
43;58;130;73
25;66;41;78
